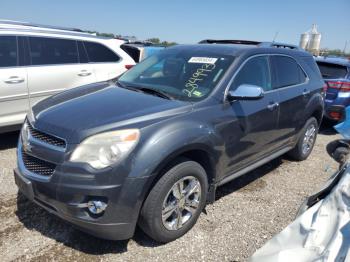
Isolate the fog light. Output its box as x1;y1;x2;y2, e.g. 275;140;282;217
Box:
87;200;107;214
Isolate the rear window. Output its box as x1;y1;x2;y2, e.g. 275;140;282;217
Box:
29;37;78;65
271;56;306;89
121;44;140;63
0;36;17;67
302;56;322;78
316;61;348;79
84;41;120;63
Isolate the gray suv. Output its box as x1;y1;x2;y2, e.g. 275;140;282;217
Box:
14;40;324;243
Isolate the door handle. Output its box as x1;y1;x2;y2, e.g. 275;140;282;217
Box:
302;89;311;96
267;102;279;111
78;70;92;77
4;76;25;84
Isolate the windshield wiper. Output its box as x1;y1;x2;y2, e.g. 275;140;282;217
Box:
138;87;174;100
116;80;143;93
116;81;174;100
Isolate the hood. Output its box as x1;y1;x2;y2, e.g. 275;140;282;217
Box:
31;82;192;143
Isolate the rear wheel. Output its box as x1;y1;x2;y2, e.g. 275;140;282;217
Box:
288;117;318;161
138;158;208;243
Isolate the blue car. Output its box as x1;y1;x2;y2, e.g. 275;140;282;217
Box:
316;57;350;121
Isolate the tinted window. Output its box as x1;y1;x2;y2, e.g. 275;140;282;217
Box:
231;56;272;91
271;56;306;88
302;56;322;78
84;41;119;62
18;36;30;66
29;37;78;65
0;36;17;67
77;41;88;63
121;44;140;63
316;61;348;79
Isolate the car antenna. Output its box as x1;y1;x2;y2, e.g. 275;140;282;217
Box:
272;31;279;43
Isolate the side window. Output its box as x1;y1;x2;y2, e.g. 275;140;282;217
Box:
77;41;88;63
271;56;306;89
231;56;272;91
29;37;78;65
84;41;120;63
303;56;322;79
0;36;17;67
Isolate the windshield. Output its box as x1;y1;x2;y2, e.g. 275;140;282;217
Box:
118;48;234;101
317;61;348;79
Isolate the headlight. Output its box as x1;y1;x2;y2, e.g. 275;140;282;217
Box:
70;129;140;169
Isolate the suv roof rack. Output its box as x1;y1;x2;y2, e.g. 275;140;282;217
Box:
0;20;87;34
199;39;302;50
199;39;261;45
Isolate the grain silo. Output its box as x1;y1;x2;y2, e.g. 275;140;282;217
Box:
299;32;309;50
299;24;322;56
308;24;321;55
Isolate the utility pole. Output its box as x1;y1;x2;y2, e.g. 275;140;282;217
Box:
343;40;348;55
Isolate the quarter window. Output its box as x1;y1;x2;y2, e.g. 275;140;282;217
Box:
84;41;120;63
231;56;272;91
271;56;306;89
29;37;78;65
0;36;17;67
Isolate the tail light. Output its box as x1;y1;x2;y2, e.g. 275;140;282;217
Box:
125;64;134;70
327;81;350;92
322;82;328;92
329;111;342;120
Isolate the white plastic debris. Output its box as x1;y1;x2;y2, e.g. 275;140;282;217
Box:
250;168;350;262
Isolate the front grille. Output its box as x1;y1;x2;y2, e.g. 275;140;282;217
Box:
21;150;56;176
27;121;66;148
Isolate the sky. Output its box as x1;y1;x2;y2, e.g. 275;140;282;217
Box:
0;0;349;50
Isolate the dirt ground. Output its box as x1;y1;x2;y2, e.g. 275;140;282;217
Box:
0;125;341;262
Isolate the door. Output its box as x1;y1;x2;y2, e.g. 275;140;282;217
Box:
83;41;125;81
223;55;280;174
26;36;96;107
0;36;29;127
270;55;309;147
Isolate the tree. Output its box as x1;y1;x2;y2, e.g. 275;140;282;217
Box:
146;38;161;44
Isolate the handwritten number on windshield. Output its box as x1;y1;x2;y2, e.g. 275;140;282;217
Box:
183;63;216;97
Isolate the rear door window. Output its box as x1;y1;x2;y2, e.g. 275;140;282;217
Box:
316;61;348;79
29;37;79;65
271;56;306;89
231;56;272;91
84;41;120;63
77;41;89;63
0;36;18;67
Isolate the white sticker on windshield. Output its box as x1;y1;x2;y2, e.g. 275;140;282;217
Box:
188;57;217;64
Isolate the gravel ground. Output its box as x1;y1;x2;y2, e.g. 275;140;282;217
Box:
0;125;341;262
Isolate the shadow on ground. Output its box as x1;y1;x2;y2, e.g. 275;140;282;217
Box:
215;157;283;200
319;120;337;135
0;131;19;150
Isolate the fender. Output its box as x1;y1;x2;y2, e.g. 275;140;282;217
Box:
131;119;222;179
303;92;324;123
129;119;223;204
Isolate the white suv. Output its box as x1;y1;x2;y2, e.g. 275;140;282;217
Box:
0;20;135;133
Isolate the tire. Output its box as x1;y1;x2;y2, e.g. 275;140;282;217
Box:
138;158;208;243
288;117;318;161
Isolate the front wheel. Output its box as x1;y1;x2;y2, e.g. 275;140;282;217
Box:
288;117;318;161
138;158;208;243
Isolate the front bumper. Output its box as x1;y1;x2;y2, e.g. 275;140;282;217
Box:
14;167;136;240
14;140;152;240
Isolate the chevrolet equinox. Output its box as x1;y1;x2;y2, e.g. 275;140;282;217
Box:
14;40;324;243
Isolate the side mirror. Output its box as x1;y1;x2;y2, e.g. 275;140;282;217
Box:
227;84;264;101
